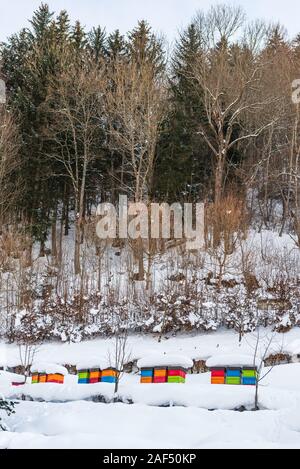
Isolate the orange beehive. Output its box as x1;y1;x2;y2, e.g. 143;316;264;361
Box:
211;376;225;384
38;373;47;383
140;376;153;383
46;373;64;384
153;367;167;383
31;373;39;384
89;368;101;384
102;368;117;377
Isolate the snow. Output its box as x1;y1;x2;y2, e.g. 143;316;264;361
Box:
206;354;259;368
76;357;110;371
2;329;300;448
1;364;300;411
0;344;6;368
2;327;292;369
137;353;193;369
0;363;300;448
1;396;300;449
30;362;68;376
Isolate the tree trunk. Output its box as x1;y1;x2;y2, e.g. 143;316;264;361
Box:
74;219;81;275
137;238;144;280
214;153;225;204
51;208;57;262
254;382;259;410
64;184;70;236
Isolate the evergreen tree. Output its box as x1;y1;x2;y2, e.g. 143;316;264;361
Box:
71;20;87;51
88;26;107;62
55;10;71;42
154;23;210;201
1;5;72;248
127;20;165;73
29;2;54;40
265;24;288;55
0;399;15;431
107;30;126;61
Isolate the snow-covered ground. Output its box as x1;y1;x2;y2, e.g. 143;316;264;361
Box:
1;329;300;448
2;400;300;449
2;365;300;449
3;327;300;368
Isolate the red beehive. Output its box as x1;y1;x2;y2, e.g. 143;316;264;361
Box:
211;369;225;378
153;367;167;383
210;367;226;384
168;368;186;378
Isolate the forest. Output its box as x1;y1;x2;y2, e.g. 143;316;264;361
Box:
0;3;300;344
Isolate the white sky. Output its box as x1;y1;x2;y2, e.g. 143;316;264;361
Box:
0;0;299;44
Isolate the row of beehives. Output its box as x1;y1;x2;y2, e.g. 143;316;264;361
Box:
140;366;186;383
210;367;257;385
78;367;118;384
31;367;119;385
32;372;64;384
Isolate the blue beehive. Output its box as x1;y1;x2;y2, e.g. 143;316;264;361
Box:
226;368;241;377
242;377;257;385
141;369;153;377
101;376;116;383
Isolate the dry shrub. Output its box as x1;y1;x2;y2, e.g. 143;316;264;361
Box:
205;194;249;251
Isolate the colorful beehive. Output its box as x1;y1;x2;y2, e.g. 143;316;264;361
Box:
153;367;167;383
78;369;90;384
31;373;39;384
210;368;226;385
138;354;193;384
38;373;47;383
140;368;153;383
46;373;64;384
101;368;118;383
167;367;186;383
225;368;241;385
31;363;68;384
242;367;257;386
89;368;102;384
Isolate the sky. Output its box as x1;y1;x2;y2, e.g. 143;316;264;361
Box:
0;0;299;44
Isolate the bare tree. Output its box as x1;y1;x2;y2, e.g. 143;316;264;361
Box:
18;343;40;379
105;58;167;280
47;61;106;274
108;313;131;399
192;6;278;203
249;329;282;410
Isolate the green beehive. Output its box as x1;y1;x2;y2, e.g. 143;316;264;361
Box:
78;369;90;383
167;376;185;383
242;368;257;378
226;376;241;385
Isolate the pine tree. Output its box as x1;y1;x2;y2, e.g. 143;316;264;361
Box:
107;30;126;61
266;24;288;55
1;6;73;248
55;10;71;42
292;33;300;60
29;3;54;40
154;23;210;201
127;20;165;73
71;20;87;51
0;399;15;431
88;26;107;62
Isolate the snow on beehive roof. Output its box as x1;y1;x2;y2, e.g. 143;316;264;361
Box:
30;362;68;376
137;353;193;369
206;354;259;368
76;357;110;370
